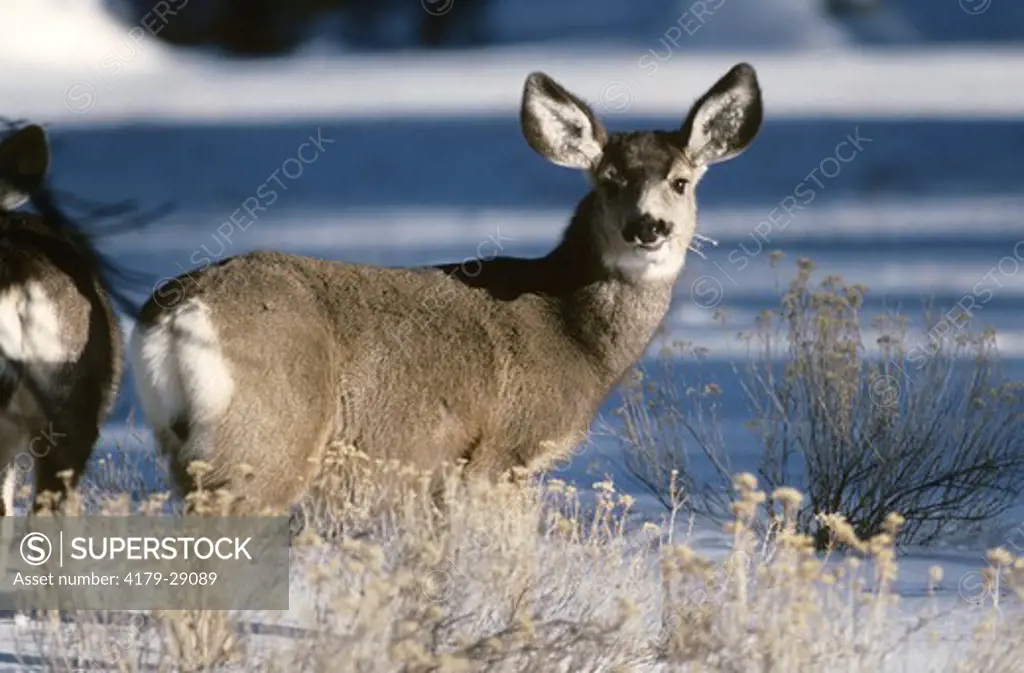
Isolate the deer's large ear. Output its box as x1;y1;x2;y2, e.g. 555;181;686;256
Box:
521;72;608;170
0;124;49;210
675;63;762;167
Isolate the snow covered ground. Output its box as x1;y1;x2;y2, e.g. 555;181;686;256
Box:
1;0;1023;669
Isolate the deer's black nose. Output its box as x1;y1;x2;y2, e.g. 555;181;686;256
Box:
623;217;671;245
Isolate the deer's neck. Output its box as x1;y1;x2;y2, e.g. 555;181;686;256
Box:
545;195;676;381
437;194;679;381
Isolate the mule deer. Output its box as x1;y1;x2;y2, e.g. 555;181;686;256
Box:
129;63;763;513
0;124;123;514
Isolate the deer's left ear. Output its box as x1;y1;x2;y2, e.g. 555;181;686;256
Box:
674;63;763;167
0;124;50;210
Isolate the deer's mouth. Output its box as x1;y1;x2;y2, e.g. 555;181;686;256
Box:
635;239;667;252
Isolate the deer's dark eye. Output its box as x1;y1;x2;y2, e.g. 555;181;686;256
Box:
670;178;689;195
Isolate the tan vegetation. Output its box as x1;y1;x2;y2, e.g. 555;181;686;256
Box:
5;454;1021;672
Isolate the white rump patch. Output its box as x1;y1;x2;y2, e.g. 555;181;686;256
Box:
0;180;29;211
129;299;234;432
0;282;67;388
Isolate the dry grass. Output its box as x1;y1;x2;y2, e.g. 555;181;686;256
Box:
4;451;1022;672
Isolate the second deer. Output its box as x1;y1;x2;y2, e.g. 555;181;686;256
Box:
0;123;124;515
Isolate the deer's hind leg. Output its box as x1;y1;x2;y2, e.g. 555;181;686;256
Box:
31;418;99;514
0;377;41;516
0;426;27;517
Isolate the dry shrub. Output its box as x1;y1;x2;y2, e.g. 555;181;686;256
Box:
269;466;1024;672
13;464;249;672
295;443;441;541
150;608;242;671
7;440;1024;671
273;451;655;672
621;256;1024;550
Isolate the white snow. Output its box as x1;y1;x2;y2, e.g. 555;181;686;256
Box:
0;0;175;72
5;48;1024;124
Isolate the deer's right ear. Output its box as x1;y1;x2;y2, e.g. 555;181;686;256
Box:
0;124;49;210
676;63;762;167
521;72;607;170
